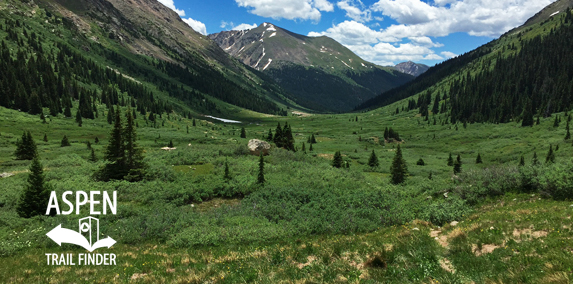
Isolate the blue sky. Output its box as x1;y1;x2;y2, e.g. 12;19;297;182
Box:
159;0;556;66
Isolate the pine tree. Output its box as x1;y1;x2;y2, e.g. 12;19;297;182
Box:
283;122;295;151
554;115;560;127
536;116;541;125
309;143;313;151
332;151;343;168
545;144;555;164
89;148;97;162
75;109;83;127
266;129;273;141
60;135;71;147
368;150;379;168
95;137;99;144
107;106;114;124
519;155;525;166
257;152;265;184
168;140;174;148
64;105;72;118
100;108;126;180
186;125;189;134
15;131;37;160
453;159;462;174
522;100;534;127
390;144;408;184
532;152;539;166
476;153;483;164
43;133;47;142
16;155;50;218
274;123;283;147
124;107;146;181
224;160;230;180
416;158;425;166
87;141;92;149
301;142;306;153
565;120;571;140
447;153;454;166
192;119;196;126
240;127;246;138
310;134;317;144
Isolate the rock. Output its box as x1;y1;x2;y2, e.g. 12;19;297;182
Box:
0;172;15;178
161;147;176;151
443;192;449;198
248;139;271;156
450;221;459;226
412;227;419;231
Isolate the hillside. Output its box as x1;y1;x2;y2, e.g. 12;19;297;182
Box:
210;24;413;112
0;0;309;122
356;2;573;126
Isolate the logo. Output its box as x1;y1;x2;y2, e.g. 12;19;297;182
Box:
46;217;116;252
44;191;118;266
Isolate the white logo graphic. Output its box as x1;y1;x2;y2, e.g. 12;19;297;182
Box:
46;217;116;252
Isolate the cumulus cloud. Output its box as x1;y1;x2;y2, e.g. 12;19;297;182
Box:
182;18;207;35
309;0;554;65
372;0;555;38
441;51;457;58
232;23;259;30
337;0;371;22
235;0;333;21
157;0;185;16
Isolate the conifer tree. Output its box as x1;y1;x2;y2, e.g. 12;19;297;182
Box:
43;133;47;142
536;116;541;125
64;105;72;118
60;135;71;147
417;158;425;166
257;152;265;184
368;150;379;168
95;137;99;144
192;119;196;126
15;131;37;160
101;108;125;180
301;142;306;153
447;153;454;166
310;134;317;144
266;129;273;141
124;107;146;181
16;155;50;218
476;153;483;164
282;122;295;151
522;100;534;127
168;140;174;148
519;155;525;166
187;125;189;134
332;151;343;168
75;109;83;127
545;144;555;164
309;143;313;151
565;120;571;140
453;158;462;174
532;152;539;166
107;105;114;124
89;148;97;162
240;127;246;138
274;123;283;147
554;116;560;127
390;144;408;184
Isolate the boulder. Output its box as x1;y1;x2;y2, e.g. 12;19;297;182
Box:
248;139;271;156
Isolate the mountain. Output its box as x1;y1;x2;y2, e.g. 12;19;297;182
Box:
0;0;310;121
394;61;430;77
209;23;414;112
356;1;573;125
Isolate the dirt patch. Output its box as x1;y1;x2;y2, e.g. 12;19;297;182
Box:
471;244;500;256
296;255;316;269
439;258;455;273
131;273;148;280
512;228;548;239
291;111;312;117
430;230;441;238
317;153;334;159
532;231;548;238
447;228;466;240
436;235;449;248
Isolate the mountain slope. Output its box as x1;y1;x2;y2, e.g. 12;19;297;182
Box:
3;0;308;119
394;61;429;77
357;1;573;125
209;24;413;112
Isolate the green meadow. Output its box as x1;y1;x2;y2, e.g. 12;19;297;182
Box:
1;100;573;283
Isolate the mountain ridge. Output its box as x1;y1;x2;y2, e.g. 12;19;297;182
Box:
209;23;414;112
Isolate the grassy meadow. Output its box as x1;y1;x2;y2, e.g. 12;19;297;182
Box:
1;101;573;283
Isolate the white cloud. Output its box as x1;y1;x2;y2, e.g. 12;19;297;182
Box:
337;0;371;22
232;23;259;31
182;18;207;35
314;0;334;12
441;51;457;58
372;0;555;38
157;0;185;16
308;0;555;65
235;0;333;21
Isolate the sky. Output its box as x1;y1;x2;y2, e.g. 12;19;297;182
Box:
160;0;556;66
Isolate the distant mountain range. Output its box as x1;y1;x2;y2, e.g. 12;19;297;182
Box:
209;24;413;112
394;62;430;77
